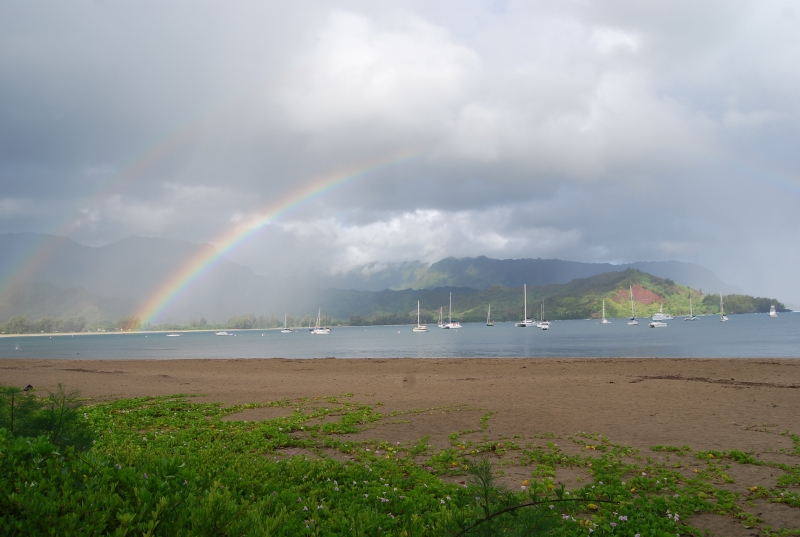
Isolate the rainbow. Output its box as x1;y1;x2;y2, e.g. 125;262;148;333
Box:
0;125;201;297
134;148;420;325
0;68;292;298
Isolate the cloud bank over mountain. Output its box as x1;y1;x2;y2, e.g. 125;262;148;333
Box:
1;1;798;303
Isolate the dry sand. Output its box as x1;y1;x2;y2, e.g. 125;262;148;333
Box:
2;357;798;451
3;357;800;535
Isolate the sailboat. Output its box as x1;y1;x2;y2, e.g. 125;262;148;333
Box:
311;308;331;334
684;296;698;321
720;294;728;322
652;304;673;321
413;301;428;332
769;304;778;318
441;293;462;329
486;304;494;326
281;313;293;333
515;284;536;327
601;298;611;324
539;302;550;329
627;285;638;325
438;307;446;329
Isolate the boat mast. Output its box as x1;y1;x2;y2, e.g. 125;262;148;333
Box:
449;293;452;325
630;285;635;318
524;284;527;320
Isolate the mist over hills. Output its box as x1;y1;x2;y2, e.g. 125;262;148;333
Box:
331;256;742;295
0;233;750;325
0;280;134;326
0;233;295;324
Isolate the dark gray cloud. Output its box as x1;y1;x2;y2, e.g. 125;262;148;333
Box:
1;1;799;303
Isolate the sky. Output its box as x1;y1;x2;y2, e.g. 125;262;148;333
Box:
1;1;799;304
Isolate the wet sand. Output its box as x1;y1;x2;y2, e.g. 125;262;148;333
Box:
2;357;799;453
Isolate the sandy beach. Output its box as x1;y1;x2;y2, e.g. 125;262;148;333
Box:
4;357;800;534
3;357;799;452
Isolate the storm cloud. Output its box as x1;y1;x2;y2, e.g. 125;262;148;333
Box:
1;1;799;303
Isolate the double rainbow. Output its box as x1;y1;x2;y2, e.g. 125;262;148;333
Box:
134;148;420;325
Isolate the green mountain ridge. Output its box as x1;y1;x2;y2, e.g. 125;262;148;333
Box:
323;256;743;295
1;270;786;333
306;269;784;326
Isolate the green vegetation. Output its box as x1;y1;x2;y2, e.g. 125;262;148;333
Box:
0;384;93;450
319;269;785;325
3;385;800;535
0;314;86;334
1;270;788;333
701;294;779;314
324;269;786;325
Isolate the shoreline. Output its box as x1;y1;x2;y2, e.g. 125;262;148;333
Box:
4;311;795;339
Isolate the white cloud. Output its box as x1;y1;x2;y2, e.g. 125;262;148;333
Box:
0;198;32;219
273;10;478;141
592;27;641;55
3;1;800;303
722;109;783;128
278;207;582;274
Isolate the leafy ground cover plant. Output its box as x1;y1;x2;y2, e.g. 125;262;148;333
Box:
0;383;93;450
1;390;799;536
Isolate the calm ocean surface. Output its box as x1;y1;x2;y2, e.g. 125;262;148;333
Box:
2;312;799;359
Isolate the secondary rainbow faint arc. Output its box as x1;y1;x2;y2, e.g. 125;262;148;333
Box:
0;63;299;297
134;149;420;325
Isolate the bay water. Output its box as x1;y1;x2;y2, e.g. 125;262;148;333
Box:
2;312;798;360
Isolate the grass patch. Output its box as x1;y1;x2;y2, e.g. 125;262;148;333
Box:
2;391;800;535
